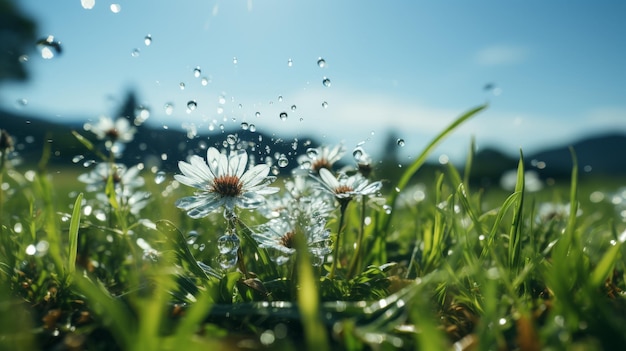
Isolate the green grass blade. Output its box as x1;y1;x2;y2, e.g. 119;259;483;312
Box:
66;192;83;282
565;147;579;244
377;104;487;234
72;130;108;161
508;151;525;270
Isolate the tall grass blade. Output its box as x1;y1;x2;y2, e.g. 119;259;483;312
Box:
508;151;525;270
66;192;83;282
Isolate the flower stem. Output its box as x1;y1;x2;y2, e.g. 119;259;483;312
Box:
329;201;349;279
347;198;367;279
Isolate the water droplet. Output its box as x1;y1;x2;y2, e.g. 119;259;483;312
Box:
290;105;297;111
255;111;261;118
278;155;289;168
193;66;201;78
383;205;392;214
187;100;197;111
317;57;326;68
131;48;140;57
217;234;240;255
81;0;95;10
226;134;237;145
279;112;288;121
72;155;85;163
218;252;238;270
306;148;318;158
322;77;331;87
164;103;174;115
179;82;186;90
154;171;166;184
82;159;96;168
144;34;152;46
25;244;36;256
36;36;62;59
186;231;199;245
278;95;283;102
201;77;209;86
241;122;249;130
287;58;293;67
249;124;257;132
232;56;238;64
16;98;28;107
218;95;226;105
110;4;121;13
397;139;405;147
134;106;150;125
353;147;363;161
322;101;328;109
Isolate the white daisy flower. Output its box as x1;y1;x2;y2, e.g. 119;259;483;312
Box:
90;116;136;143
175;147;279;218
316;168;382;206
78;162;145;193
298;144;345;173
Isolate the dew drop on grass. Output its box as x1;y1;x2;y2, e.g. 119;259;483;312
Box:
144;34;152;46
322;77;331;87
110;3;121;13
187;100;197;111
317;57;326;68
322;101;328;109
154;171;166;184
279;112;288;121
193;66;201;77
397;139;405;147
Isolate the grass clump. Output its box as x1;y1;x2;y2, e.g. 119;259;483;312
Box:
1;105;626;350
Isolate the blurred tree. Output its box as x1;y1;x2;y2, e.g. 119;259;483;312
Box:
0;0;36;82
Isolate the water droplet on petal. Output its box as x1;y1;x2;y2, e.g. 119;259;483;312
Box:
187;100;197;111
193;66;201;78
110;3;121;13
317;57;326;68
144;34;152;46
353;147;363;161
279;112;288;121
322;101;328;109
322;77;331;87
306;148;318;158
397;139;405;147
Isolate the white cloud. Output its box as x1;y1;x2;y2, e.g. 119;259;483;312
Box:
474;45;529;66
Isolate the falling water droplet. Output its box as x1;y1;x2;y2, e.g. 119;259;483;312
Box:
278;95;283;102
131;48;140;57
322;77;331;87
397;139;405;147
187;100;197;111
201;77;209;86
72;155;85;163
290;105;297;111
279;112;288;121
232;56;238;64
36;36;62;59
193;66;201;78
321;101;328;109
186;231;199;245
217;234;240;254
317;57;326;68
278;155;289;167
353;147;363;161
255;111;261;118
287;58;293;67
164;103;174;115
144;34;152;46
306;148;318;158
241;122;249;130
154;171;166;184
249;124;257;132
226;134;237;145
110;3;121;13
81;0;95;10
179;82;185;90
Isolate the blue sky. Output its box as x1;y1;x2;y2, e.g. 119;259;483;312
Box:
2;0;625;163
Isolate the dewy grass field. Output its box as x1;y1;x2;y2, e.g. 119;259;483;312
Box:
1;104;626;351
